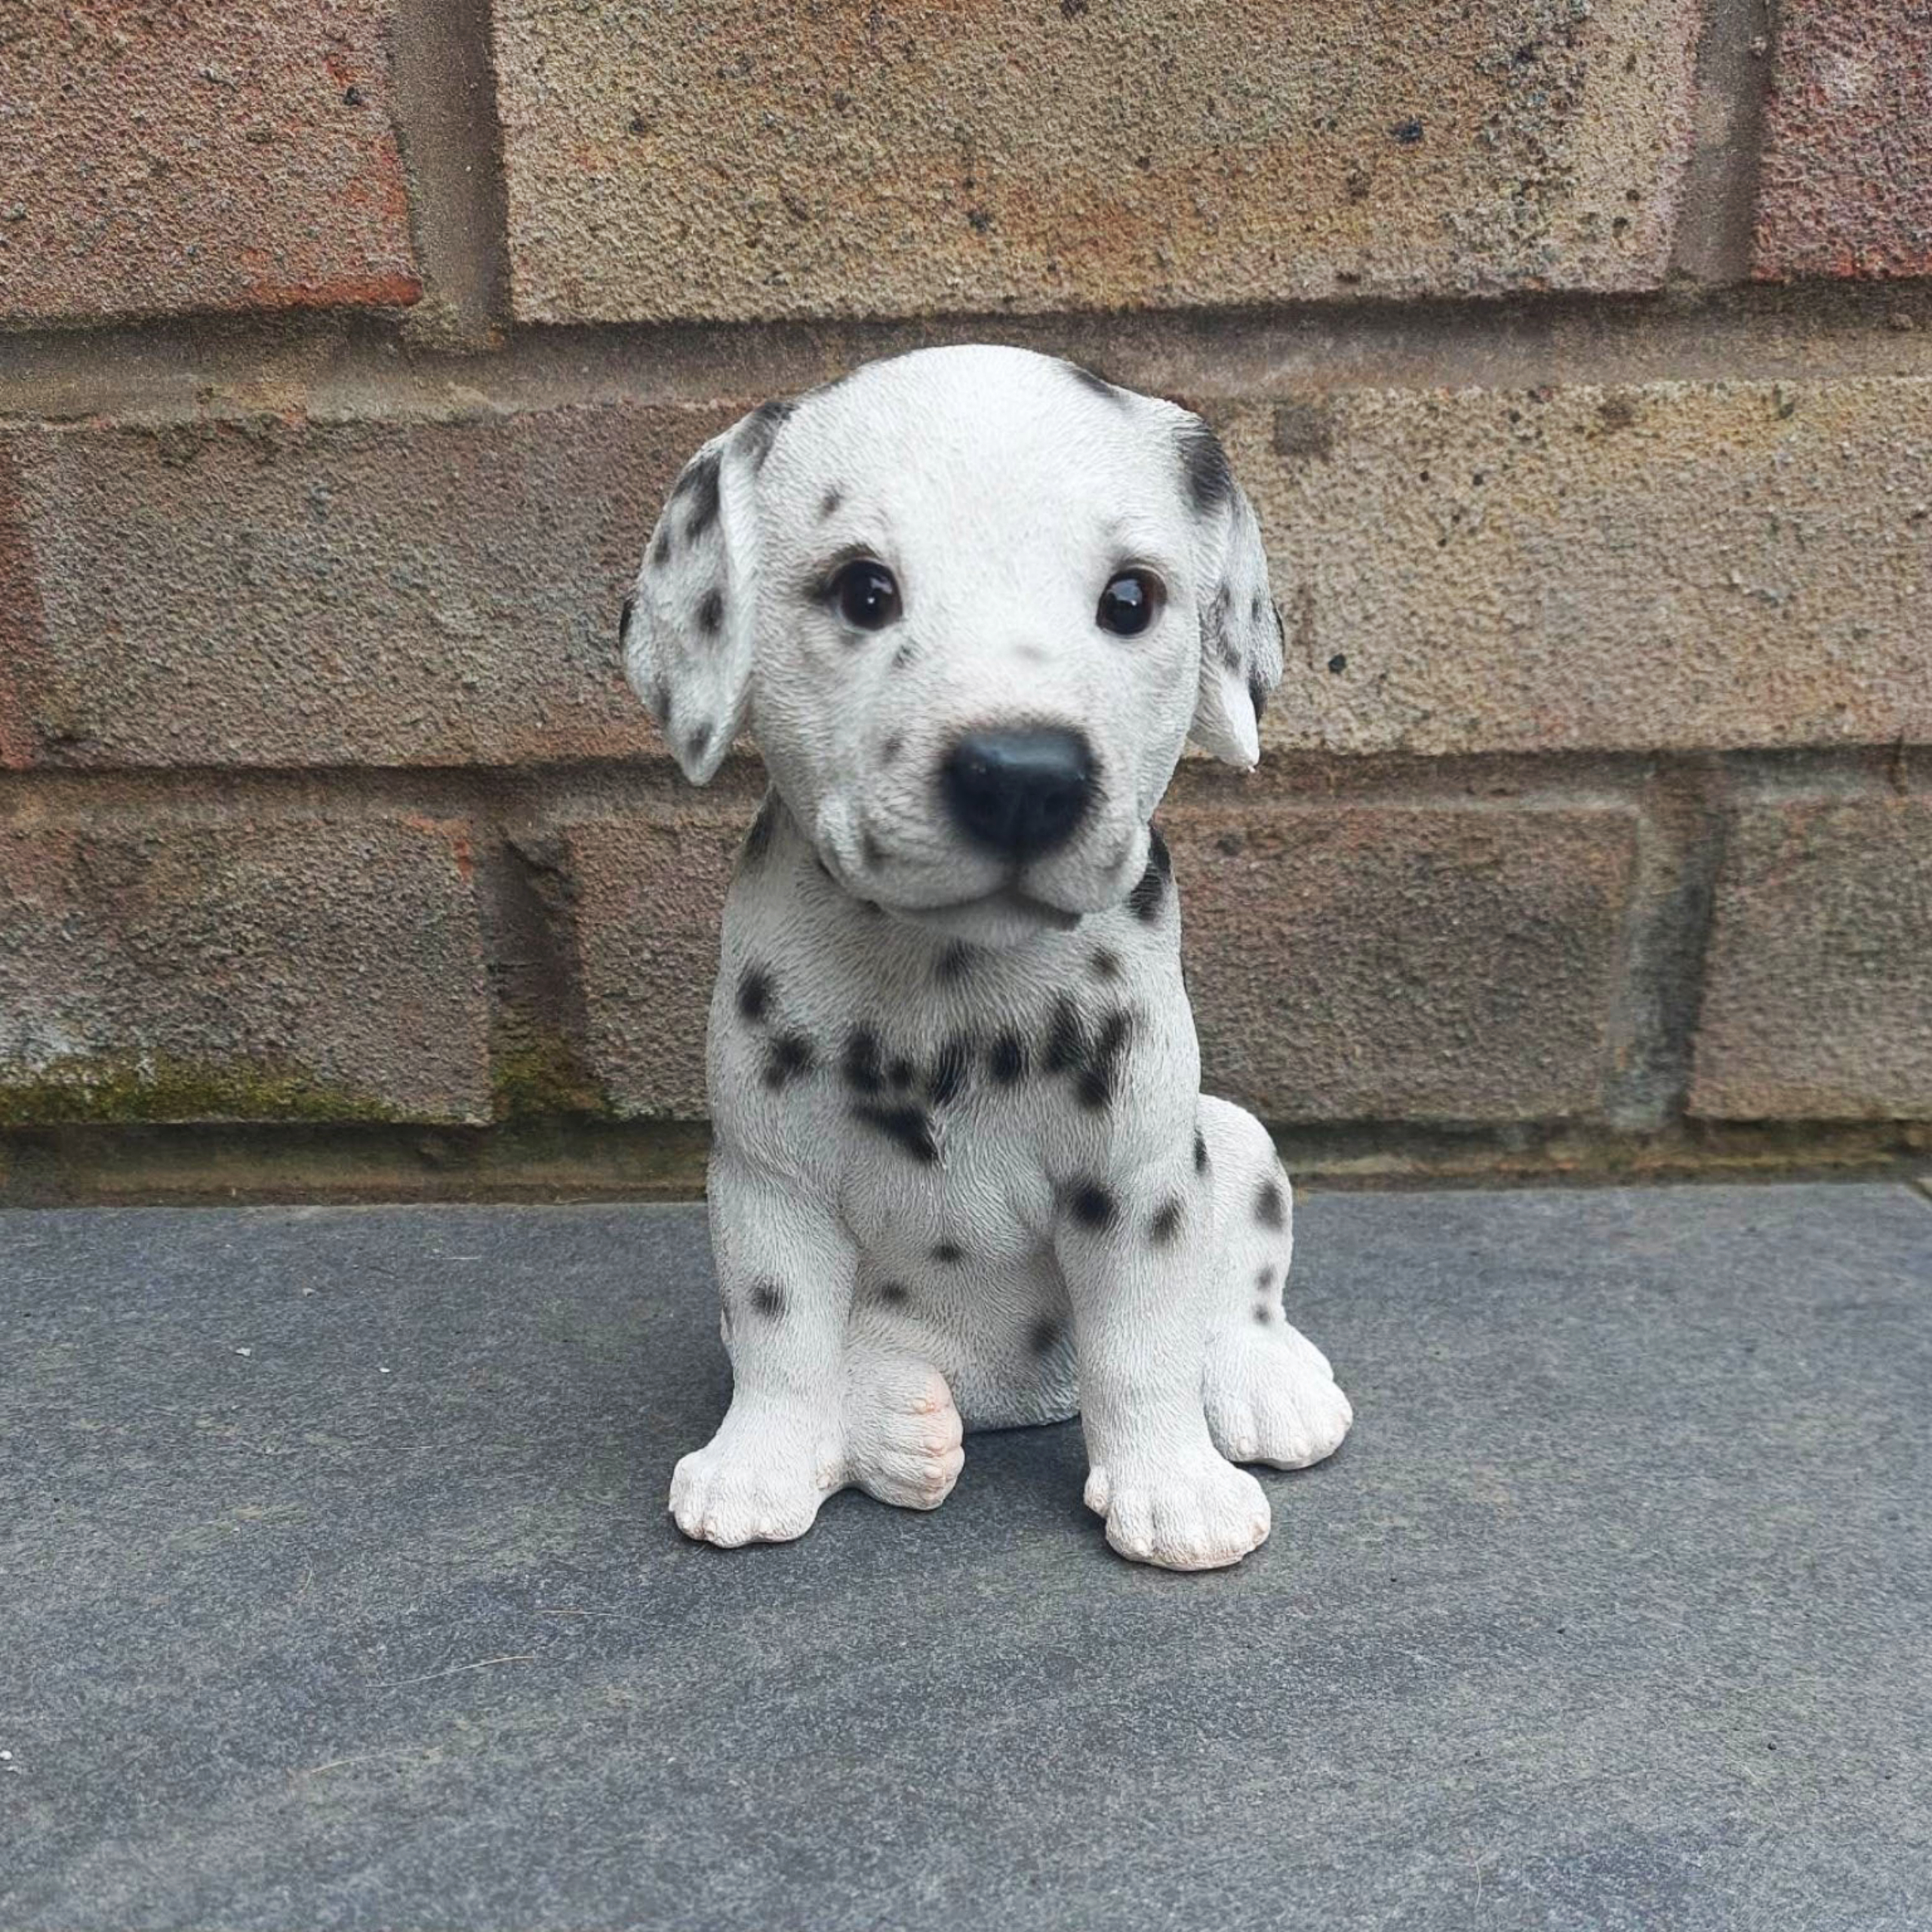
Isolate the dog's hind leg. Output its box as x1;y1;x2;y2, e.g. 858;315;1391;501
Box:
1196;1097;1354;1471
841;1343;966;1512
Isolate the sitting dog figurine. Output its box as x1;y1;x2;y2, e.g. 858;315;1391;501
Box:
623;343;1352;1570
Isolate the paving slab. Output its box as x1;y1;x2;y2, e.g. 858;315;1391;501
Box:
2;1184;1929;1930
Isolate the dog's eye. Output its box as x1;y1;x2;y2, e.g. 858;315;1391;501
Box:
829;558;902;630
1096;570;1162;637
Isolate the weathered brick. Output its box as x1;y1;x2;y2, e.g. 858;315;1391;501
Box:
565;801;748;1118
1752;0;1932;283
0;0;420;325
1690;794;1932;1120
1230;377;1932;758
494;0;1701;324
2;403;728;768
0;814;491;1123
1169;798;1639;1121
565;789;1637;1124
0;442;43;770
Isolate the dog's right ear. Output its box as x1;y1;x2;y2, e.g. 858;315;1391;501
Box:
622;400;792;783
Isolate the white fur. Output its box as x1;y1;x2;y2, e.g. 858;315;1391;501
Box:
624;345;1349;1571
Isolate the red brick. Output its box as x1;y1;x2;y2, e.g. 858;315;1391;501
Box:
1690;794;1932;1120
0;0;420;325
0;813;491;1124
494;0;1702;323
564;801;749;1119
1168;798;1641;1121
1752;1;1932;282
2;404;730;769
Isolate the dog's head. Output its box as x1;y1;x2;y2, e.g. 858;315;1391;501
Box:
623;344;1282;947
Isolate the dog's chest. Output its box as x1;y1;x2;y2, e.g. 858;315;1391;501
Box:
708;854;1197;1241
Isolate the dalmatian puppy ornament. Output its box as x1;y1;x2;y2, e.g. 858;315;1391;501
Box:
623;344;1352;1571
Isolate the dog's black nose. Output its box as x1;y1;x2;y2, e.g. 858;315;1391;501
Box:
941;728;1096;860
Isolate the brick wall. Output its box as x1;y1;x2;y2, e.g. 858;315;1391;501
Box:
1;0;1927;1200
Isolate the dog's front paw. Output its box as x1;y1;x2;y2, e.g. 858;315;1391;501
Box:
669;1414;839;1549
1204;1321;1354;1471
1082;1449;1270;1571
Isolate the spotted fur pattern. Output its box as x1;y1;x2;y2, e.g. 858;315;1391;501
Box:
623;345;1349;1571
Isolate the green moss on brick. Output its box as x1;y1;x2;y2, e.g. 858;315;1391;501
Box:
490;1023;613;1122
0;1052;405;1126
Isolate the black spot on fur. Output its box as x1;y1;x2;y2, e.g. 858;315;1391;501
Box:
697;587;724;634
764;1032;815;1090
1209;583;1241;670
679;448;722;540
683;724;712;766
1251;592;1266;624
937;941;976;983
751;1279;786;1318
652;678;672;727
820;487;843;519
891;640;918;672
618;593;635;651
1254;1304;1274;1325
737;966;773;1023
878;1280;910;1306
854;1103;939;1164
842;1027;884;1095
651;525;672;570
1090;948;1121;980
1149;1196;1183;1244
1128;853;1166;922
743;793;778;866
1193;1127;1209;1174
861;832;884;869
1063;359;1130;406
929;1037;973;1107
1030;1318;1063;1355
1178;418;1233;516
1069;1180;1117;1230
1076;1009;1133;1111
881;734;904;767
1044;995;1085;1075
931;1241;966;1265
1256;1177;1287;1230
888;1056;916;1091
1248;671;1268;721
739;398;794;471
1256;1266;1275;1292
988;1031;1028;1084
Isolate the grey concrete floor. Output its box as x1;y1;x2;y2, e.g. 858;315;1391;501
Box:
2;1183;1929;1931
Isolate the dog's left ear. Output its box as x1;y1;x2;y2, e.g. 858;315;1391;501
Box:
620;400;792;783
1179;418;1284;771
